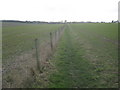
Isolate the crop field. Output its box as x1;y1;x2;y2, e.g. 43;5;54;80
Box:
2;22;118;88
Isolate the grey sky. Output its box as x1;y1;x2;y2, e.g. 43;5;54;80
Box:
0;0;119;22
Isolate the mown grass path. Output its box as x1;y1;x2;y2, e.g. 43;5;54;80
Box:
48;25;99;88
48;23;118;88
31;23;117;88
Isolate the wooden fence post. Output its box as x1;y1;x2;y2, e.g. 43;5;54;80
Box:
50;32;53;50
35;38;41;72
55;31;57;44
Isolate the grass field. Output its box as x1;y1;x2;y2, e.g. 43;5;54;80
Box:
2;22;65;88
3;22;63;63
2;22;118;88
47;23;118;88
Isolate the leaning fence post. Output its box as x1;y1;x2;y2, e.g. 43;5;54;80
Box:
35;38;41;72
50;32;53;50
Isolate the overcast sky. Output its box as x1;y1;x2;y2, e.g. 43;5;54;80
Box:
0;0;119;22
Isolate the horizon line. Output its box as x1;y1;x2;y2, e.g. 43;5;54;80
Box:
0;19;118;22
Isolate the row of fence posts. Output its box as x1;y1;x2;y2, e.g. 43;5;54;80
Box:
34;24;66;72
2;24;66;88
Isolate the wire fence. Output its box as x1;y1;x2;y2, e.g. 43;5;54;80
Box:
2;24;66;88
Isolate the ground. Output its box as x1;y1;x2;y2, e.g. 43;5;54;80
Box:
47;23;118;88
3;22;118;88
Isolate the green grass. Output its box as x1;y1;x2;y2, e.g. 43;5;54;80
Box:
48;28;97;88
3;22;118;88
47;23;118;88
3;22;63;63
70;23;118;40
